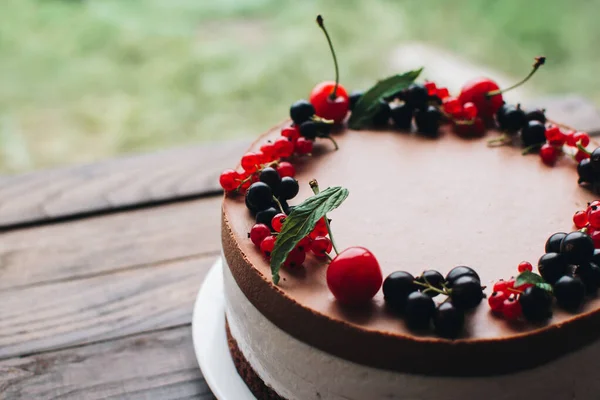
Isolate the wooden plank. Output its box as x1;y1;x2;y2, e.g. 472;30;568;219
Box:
0;139;250;229
0;255;215;359
0;326;215;400
0;197;222;290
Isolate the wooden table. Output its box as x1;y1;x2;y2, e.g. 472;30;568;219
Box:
1;96;599;399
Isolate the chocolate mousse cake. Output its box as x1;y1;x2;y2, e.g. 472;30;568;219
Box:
218;15;600;400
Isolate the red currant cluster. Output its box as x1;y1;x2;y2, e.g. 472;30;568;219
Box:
573;200;600;247
488;261;539;321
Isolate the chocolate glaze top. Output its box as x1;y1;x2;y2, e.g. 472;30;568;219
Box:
222;123;600;376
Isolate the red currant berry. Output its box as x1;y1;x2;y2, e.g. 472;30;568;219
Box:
250;224;271;247
574;132;590;147
424;81;437;96
260;235;276;258
575;150;590;162
241;152;260;173
295;236;312;252
271;213;287;233
281;126;300;142
219;169;240;192
310;217;329;238
273;137;294;158
284;247;306;268
295;137;314;155
589;229;600;248
311;236;333;257
458;78;503;121
436;87;450;100
587;201;600;213
573;210;589;229
277;161;295;178
443;97;462;116
454;117;485;138
588;207;600;229
540;143;559;166
309;82;350;123
544;125;562;141
493;279;509;292
260;142;277;162
518;261;533;273
488;290;508;312
502;296;522;320
565;131;578;147
462;102;478;120
239;174;252;191
326;246;383;305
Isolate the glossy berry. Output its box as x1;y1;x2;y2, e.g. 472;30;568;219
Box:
326;246;383;306
445;266;480;287
310;217;329;238
521;120;547;147
416;270;445;298
524;109;546;124
518;261;533;273
573;210;589;229
502;296;522;320
449;275;484;310
284;247;306;268
255;207;278;229
277;177;299;200
575;150;590;163
433;302;465;339
310;82;349;123
295;236;312;252
246;182;273;211
383;271;418;310
577;262;600;294
560;231;595;265
390;103;414;130
241;152;260;173
497;104;525;133
299;120;318;140
260;235;276;257
276;161;295;178
273;137;294;158
545;232;567;253
295;137;313;155
589;206;600;229
462;102;478;120
577;158;595;184
443;97;462;116
488;291;509;312
404;291;435;329
539;143;559;166
591;147;600;172
404;84;429;109
573;132;590;147
311;236;333;257
424;81;437;96
290;100;315;125
554;275;586;311
519;286;553;322
538;252;568;285
493;279;510;292
436;87;450;100
219;169;240;192
544;125;564;143
454;117;485;138
250;224;271;247
259;167;281;191
271;213;286;233
415;106;442;137
259;143;277;161
281;126;300;142
371;101;391;127
458;78;503;121
349;90;363;111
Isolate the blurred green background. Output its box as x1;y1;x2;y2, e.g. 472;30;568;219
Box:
1;0;598;173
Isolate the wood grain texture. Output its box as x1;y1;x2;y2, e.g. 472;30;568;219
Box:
0;326;215;400
0;139;250;229
0;255;215;360
0;197;223;290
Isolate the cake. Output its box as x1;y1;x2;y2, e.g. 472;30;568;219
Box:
218;15;600;400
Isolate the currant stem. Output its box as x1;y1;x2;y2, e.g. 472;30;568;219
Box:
413;280;448;296
316;15;340;100
487;134;510;147
577;142;592;155
272;196;285;214
486;56;546;98
310;179;340;255
522;143;542;155
324;135;339;150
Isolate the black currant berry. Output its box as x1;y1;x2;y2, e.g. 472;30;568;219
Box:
371;100;391;127
246;182;273;211
449;276;484;310
404;84;429;109
545;232;567;253
576;261;600;294
433;302;465;339
259;167;281;191
290;100;315;125
521;120;546;147
593;249;600;265
445;266;480;287
390;103;414;130
383;271;418;310
299;120;318;140
554;275;585;311
278;177;299;200
538;252;568;285
404;291;435;329
497;104;525;133
245;195;258;214
349;90;363;111
255;207;278;229
519;286;553;322
416;270;445;298
524;109;546;124
577;158;596;185
590;147;600;172
560;231;594;265
415;106;442;137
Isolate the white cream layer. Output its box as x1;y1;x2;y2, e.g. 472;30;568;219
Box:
223;258;600;400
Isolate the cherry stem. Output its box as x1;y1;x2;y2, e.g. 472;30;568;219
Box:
486;56;546;98
272;195;285;214
316;15;340;100
310;179;340;255
325;253;333;262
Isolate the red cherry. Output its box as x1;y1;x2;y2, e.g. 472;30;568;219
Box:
462;102;478;120
273;137;294;158
518;261;533;273
281;126;300;142
271;213;287;233
424;81;437;96
574;132;590;147
488;290;508;312
295;137;314;155
573;210;589;229
219;169;240;192
309;81;349;123
436;87;450;100
260;235;276;258
502;296;522;320
276;161;295;177
575;150;590;162
443;97;462;116
458;78;503;121
284;247;306;268
539;143;559;166
326;246;383;306
311;236;333;257
250;224;271;247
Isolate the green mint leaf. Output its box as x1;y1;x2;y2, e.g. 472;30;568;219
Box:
270;186;349;284
515;270;545;287
347;68;423;130
536;282;553;293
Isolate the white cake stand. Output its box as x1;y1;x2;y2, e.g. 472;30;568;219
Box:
192;258;256;400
